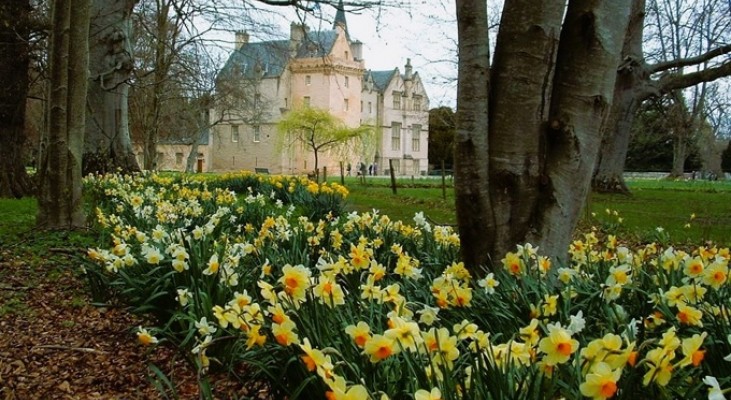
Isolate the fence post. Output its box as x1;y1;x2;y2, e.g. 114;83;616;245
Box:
339;161;345;185
389;159;397;195
441;160;446;200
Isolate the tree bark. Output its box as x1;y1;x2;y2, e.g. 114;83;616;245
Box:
84;0;140;175
0;0;35;198
530;0;631;259
592;0;646;194
486;1;565;259
453;0;492;269
37;0;91;229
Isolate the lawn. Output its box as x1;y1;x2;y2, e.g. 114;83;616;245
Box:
337;177;731;246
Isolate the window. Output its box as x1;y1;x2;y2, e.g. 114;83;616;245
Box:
305;75;311;85
175;152;184;165
345;51;349;60
411;124;421;152
303;96;311;107
344;76;349;88
413;96;422;112
254;93;261;107
284;98;288;108
393;92;401;110
360;100;363;112
344;98;349;111
391;122;401;151
390;158;400;174
231;125;240;142
253;126;261;142
368;102;372;114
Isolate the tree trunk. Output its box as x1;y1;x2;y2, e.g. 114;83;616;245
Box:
532;0;631;259
486;1;564;260
592;0;646;194
37;0;90;229
453;0;492;269
0;0;34;198
84;0;140;175
142;0;173;171
670;127;688;177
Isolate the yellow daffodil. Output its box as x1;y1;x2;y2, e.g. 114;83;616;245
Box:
363;334;398;363
539;324;579;366
345;321;372;348
272;320;299;346
580;362;621;400
678;332;707;367
137;326;158;346
414;388;442;400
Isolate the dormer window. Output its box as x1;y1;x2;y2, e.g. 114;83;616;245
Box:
345;51;349;60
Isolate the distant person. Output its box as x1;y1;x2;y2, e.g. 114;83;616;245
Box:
368;164;373;176
347;163;352;176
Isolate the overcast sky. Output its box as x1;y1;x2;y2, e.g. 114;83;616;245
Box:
236;1;460;108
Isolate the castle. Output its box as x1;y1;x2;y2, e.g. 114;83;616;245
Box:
154;4;430;176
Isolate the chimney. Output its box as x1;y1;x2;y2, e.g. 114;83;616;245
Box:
235;31;249;50
290;23;309;56
404;58;413;80
351;40;363;61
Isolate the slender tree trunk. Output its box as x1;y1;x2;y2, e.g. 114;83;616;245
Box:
531;0;631;258
486;1;564;260
143;0;172;171
454;0;492;269
37;0;91;229
0;0;34;198
84;0;140;175
670;127;689;177
185;140;200;173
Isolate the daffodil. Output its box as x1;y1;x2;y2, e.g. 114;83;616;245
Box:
678;332;707;367
279;263;311;302
676;303;703;327
324;375;370;400
345;321;372;348
272;320;299;346
363;334;398;363
478;273;500;294
502;252;524;275
580;362;621;400
137;326;158;346
538;324;579;366
414;388;442;400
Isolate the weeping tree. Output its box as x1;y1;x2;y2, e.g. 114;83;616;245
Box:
84;0;141;175
36;0;91;229
277;107;372;181
0;0;35;198
454;0;632;270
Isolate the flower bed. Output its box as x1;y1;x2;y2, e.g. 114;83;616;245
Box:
83;172;731;399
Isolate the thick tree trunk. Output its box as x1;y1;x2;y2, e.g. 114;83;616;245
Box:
531;0;631;259
486;1;564;260
37;0;90;229
84;0;140;175
593;0;646;194
453;0;492;269
0;0;34;198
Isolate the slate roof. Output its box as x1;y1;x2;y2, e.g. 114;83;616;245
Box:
366;69;398;92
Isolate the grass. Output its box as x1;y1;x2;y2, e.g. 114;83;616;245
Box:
337;177;731;247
